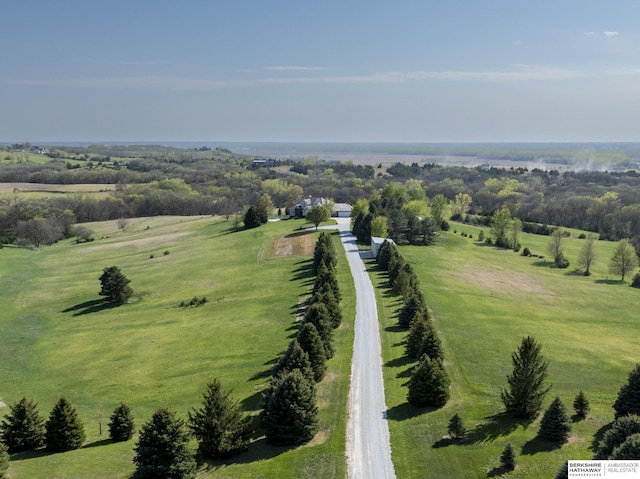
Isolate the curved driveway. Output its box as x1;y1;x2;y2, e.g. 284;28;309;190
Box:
331;218;396;479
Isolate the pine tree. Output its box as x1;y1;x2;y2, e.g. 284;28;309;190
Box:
308;289;342;329
387;251;405;285
262;369;319;445
188;379;250;459
243;206;261;229
501;336;551;420
0;397;46;452
573;391;590;419
613;363;640;418
377;240;395;270
133;408;196;479
539;396;571;443
313;232;336;273
405;312;442;362
297;322;328;382
594;414;640;459
0;443;8;479
398;290;427;328
610;433;640;460
313;263;341;301
447;413;466;440
500;442;516;471
273;339;315;383
303;302;334;359
555;461;569;479
99;266;133;305
108;403;135;442
45;397;86;452
407;355;450;408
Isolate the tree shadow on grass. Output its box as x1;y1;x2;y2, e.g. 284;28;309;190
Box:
386;402;434;421
595;278;624;285
432;436;466;449
82;438;113;449
590;421;612;454
521;435;563;455
291;261;314;282
10;448;56;461
285;230;315;239
384;355;412;369
487;465;512;477
467;413;527;444
240;391;264;411
197;437;297;470
61;299;118;316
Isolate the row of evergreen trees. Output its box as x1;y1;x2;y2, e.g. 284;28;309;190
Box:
260;232;342;445
376;240;450;408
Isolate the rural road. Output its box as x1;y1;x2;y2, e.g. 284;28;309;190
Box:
330;218;397;479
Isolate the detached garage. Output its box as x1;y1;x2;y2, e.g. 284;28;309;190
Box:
370;237;396;258
332;203;352;218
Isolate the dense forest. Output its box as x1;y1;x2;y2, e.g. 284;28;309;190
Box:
3;143;640;250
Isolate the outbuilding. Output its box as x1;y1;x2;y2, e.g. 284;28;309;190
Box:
370;237;396;258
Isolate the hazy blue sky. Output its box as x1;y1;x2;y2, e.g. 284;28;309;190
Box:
3;1;640;143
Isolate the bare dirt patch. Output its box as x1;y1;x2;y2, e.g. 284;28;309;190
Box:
454;267;550;295
267;234;315;259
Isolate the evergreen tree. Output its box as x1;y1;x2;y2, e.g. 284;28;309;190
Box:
303;302;334;359
0;397;46;452
188;379;250;459
539;396;571;443
45;397;86;452
313;262;341;301
387;251;405;285
501;336;551;420
392;263;418;297
243;206;261;229
297;322;328;382
352;211;364;238
108;402;135;442
573;391;590;419
594;414;640;459
613;363;640;418
405;311;442;362
398;290;427;328
308;289;342;329
555;461;569;479
407;355;450;408
500;442;516;471
610;433;640;460
0;443;8;479
99;266;133;305
313;232;336;273
273;339;315;383
262;369;319;446
447;413;466;439
377;240;396;270
133;408;196;479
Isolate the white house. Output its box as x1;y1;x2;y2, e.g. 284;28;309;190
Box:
371;237;396;257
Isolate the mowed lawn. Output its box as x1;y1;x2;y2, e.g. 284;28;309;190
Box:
373;223;640;478
0;216;354;479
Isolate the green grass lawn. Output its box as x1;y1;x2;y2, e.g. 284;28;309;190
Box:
0;216;354;478
374;223;640;478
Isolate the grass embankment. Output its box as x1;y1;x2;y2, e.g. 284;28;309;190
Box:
374;223;639;478
0;216;354;478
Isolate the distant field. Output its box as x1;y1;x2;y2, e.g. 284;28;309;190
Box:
0;216;354;478
374;224;640;478
0;183;117;193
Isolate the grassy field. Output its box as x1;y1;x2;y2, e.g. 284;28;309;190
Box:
0;216;354;478
373;223;640;478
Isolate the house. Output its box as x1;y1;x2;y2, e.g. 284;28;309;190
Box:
251;158;276;168
289;196;325;218
370;237;396;258
331;203;352;218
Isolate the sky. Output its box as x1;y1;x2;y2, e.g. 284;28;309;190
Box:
3;0;640;143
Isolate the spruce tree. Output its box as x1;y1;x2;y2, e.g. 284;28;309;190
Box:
262;369;319;445
188;379;250;459
99;266;133;305
108;402;135;442
407;355;450;408
501;336;551;420
398;290;427;328
610;433;640;460
133;408;196;479
0;397;46;452
377;241;396;270
555;461;569;479
313;263;341;301
313;232;336;273
243;206;261;229
308;289;342;329
539;396;571;443
0;443;7;479
297;322;328;382
273;339;315;383
45;397;86;452
500;442;516;471
613;363;640;418
594;414;640;459
303;302;334;359
405;311;442;362
447;413;466;439
387;251;405;285
573;391;590;419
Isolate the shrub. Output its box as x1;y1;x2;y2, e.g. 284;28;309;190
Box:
573;391;590;419
522;247;531;257
594;414;640;459
478;230;485;242
610;433;640;460
447;413;466;439
555;252;570;269
631;273;640;289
